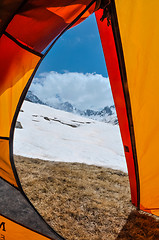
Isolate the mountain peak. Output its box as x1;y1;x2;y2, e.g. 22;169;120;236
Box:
25;91;118;124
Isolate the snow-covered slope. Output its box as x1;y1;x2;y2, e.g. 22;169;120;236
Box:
26;91;118;124
14;101;127;172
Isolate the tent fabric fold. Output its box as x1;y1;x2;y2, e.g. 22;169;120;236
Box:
95;7;139;208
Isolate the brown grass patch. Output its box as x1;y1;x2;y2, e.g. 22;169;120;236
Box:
14;155;159;240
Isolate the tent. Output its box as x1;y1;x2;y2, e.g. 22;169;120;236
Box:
0;0;159;239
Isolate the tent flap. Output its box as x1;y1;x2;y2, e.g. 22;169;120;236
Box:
96;0;159;216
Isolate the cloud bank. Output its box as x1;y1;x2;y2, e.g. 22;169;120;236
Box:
30;71;114;111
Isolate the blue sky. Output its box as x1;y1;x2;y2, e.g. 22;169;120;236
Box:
32;14;114;110
37;14;108;77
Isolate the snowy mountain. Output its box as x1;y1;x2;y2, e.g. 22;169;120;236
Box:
76;105;118;124
14;101;127;172
25;90;45;105
25;91;118;124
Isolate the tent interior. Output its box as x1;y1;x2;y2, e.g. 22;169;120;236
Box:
1;0;159;239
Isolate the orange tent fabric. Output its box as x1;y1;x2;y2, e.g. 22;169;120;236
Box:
2;0;159;239
96;0;159;216
0;214;52;240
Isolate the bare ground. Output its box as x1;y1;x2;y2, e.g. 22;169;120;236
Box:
14;155;159;240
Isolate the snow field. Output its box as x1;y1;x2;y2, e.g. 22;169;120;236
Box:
14;101;127;172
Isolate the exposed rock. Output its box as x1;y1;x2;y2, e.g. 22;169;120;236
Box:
16;121;23;129
44;117;50;121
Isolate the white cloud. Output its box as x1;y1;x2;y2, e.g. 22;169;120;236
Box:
30;71;114;110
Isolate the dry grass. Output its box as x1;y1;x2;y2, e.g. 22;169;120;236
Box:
14;155;159;240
